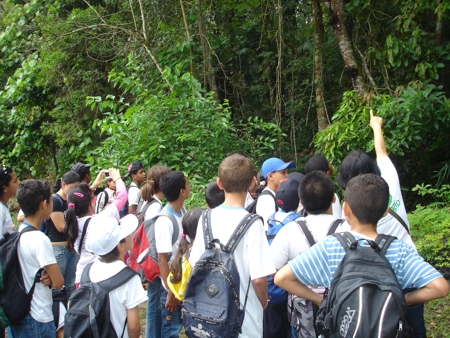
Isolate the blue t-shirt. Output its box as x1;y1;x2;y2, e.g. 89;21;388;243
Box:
288;231;441;289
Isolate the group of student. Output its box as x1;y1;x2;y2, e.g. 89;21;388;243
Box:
0;111;448;338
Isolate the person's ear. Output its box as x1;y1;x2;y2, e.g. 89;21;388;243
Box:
342;201;350;217
332;194;336;203
217;177;225;190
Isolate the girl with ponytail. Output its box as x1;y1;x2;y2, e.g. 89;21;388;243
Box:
140;165;171;221
168;208;205;300
64;168;128;288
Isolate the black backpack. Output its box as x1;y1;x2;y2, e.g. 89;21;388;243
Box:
0;226;43;328
64;262;137;338
182;210;261;338
315;232;411;338
245;189;278;214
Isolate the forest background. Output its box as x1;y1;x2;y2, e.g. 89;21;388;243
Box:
1;0;450;334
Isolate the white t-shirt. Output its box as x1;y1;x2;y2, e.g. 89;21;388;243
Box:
89;260;147;338
154;205;184;256
143;196;162;222
255;187;276;232
128;182;141;207
1;203;14;235
74;204;120;284
189;205;276;338
331;194;342;218
270;214;350;270
18;224;57;323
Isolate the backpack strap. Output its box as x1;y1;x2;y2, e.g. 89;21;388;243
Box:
80;262;93;285
297;220;316;247
267;212;303;240
203;209;215;250
260;189;278;211
78;217;92;254
225;214;262;254
374;234;397;256
139;199;158;219
327;219;344;236
333;232;356;253
388;208;410;234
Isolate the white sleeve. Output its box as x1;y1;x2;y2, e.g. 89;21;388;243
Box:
124;275;148;309
100;202;120;220
128;186;141;206
332;194;342;218
36;234;57;267
269;226;291;270
255;194;276;232
247;218;276;279
154;216;174;253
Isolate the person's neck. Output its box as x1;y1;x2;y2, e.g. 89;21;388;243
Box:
0;195;10;205
155;191;164;200
266;182;277;192
57;189;67;200
324;205;333;215
23;215;44;230
168;200;184;214
348;219;378;239
132;180;141;187
223;191;247;208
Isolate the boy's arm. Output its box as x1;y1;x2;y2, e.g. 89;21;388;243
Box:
126;306;141;338
405;277;449;306
252;277;268;308
45;263;64;289
370;109;388;158
274;265;323;306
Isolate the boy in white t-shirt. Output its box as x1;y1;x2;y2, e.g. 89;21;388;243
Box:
85;215;147;338
155;171;190;338
124;161;146;215
10;179;64;338
189;154;276;338
256;157;295;231
270;171;350;337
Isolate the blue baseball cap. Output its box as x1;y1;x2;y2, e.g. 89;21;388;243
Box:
261;158;295;179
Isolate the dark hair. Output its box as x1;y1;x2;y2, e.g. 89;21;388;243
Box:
0;165;13;199
170;208;205;284
141;166;171;202
52;171;80;193
218;154;254;193
99;238;126;263
160;171;187;202
205;181;225;208
305;155;329;174
299;171;335;214
16;180;51;217
344;174;389;225
337;150;381;190
65;183;93;252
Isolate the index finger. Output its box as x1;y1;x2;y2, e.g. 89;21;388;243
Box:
370;109;374;118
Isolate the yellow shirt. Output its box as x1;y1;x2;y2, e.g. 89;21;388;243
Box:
167;254;192;301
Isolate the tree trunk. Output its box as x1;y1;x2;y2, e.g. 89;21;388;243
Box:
329;0;367;94
436;0;443;45
312;0;328;131
196;0;219;101
179;0;194;75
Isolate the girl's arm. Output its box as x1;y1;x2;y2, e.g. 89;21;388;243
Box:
370;109;388;158
109;168;128;212
50;211;65;233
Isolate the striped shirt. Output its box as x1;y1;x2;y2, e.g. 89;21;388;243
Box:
288;231;441;289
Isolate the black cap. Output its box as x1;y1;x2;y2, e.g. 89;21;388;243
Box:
124;161;144;177
71;163;91;178
276;177;301;212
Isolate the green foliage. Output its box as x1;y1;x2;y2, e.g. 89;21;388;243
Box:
87;56;284;185
409;185;450;269
314;85;450;187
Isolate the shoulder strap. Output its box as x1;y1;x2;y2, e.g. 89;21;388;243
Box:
157;208;181;246
78;217;92;254
374;234;396;256
333;232;356;253
225;213;262;254
260;189;278;211
327;219;344;236
297;220;316;247
388;208;410;234
139;199;156;217
98;266;137;292
53;193;64;207
203;209;215;250
80;262;93;285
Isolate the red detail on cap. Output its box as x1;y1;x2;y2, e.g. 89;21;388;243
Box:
277;199;283;205
281;178;289;182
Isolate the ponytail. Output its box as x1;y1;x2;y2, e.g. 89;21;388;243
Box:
169;207;205;284
65;183;92;252
142;166;171;202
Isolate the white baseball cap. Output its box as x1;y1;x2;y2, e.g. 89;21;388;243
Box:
85;214;138;256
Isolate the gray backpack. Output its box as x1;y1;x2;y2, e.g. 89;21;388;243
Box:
315;232;411;338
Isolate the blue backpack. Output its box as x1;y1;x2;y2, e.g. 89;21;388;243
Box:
266;212;303;304
182;210;261;338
